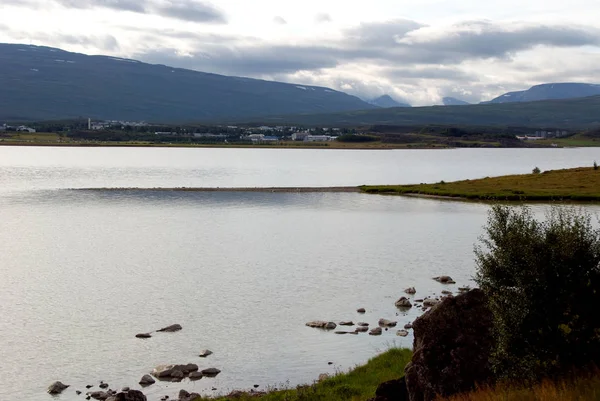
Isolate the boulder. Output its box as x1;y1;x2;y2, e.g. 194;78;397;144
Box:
136;333;152;339
88;391;110;400
106;390;147;401
357;322;369;327
99;383;109;389
378;318;397;327
433;276;456;284
404;289;494;401
441;290;452;295
422;299;439;307
357;308;366;313
335;331;350;334
404;323;413;329
339;321;354;326
139;375;155;386
305;321;337;330
396;330;409;337
178;390;200;401
199;349;213;358
369;377;409;401
355;326;369;333
48;381;69;394
369;327;383;335
404;287;417;295
201;368;221;376
77;390;82;395
395;297;413;308
157;324;182;332
171;370;184;379
121;387;130;392
189;371;203;380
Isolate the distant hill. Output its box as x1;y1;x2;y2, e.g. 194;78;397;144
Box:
443;97;470;106
0;43;374;122
369;95;411;108
256;96;600;128
482;83;600;104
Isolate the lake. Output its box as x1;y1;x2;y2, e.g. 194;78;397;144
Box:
0;146;599;401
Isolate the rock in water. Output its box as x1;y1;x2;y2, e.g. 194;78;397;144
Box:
404;289;494;401
355;326;369;333
135;333;152;339
404;287;416;295
199;349;213;357
139;375;155;386
423;298;439;307
48;381;69;394
201;368;221;377
189;371;203;380
396;330;409;337
357;308;366;313
369;327;383;335
305;321;337;330
433;276;456;284
339;321;354;326
378;318;397;327
157;324;182;332
395;297;412;308
106;390;147;401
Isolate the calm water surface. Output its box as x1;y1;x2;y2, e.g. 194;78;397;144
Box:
0;146;599;401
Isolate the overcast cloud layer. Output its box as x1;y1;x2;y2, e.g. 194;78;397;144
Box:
1;0;599;105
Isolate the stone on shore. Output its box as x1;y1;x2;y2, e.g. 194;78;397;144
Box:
404;289;494;401
404;287;416;295
404;323;413;329
157;324;182;332
433;276;456;284
357;308;366;313
139;375;155;386
88;391;111;400
396;330;409;337
178;390;201;401
395;297;412;308
378;318;397;327
199;349;213;358
135;333;152;339
339;321;354;326
423;298;439;307
189;372;203;380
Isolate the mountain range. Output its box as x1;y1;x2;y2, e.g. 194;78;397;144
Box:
443;97;470;106
369;95;411;108
0;43;374;122
482;83;600;104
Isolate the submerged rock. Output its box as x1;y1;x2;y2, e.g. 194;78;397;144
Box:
404;287;417;295
433;276;456;284
395;297;413;308
48;381;69;394
157;324;182;333
369;327;383;335
305;321;337;330
378;318;397;327
404;289;494;401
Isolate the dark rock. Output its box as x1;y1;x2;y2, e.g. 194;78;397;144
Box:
99;383;109;389
404;289;494;401
404;323;413;329
433;276;456;284
369;327;383;335
395;297;412;308
254;384;259;388
77;390;82;395
189;371;203;380
86;385;94;389
339;321;354;326
121;387;130;392
422;299;439;307
88;391;110;400
357;322;369;327
355;326;369;333
378;318;397;327
334;331;350;334
305;321;337;330
369;377;409;401
171;370;184;379
441;290;452;295
157;324;182;332
199;349;213;358
106;390;147;401
48;381;69;394
139;374;155;386
328;362;333;365
404;287;416;295
357;308;366;313
201;368;221;376
136;333;152;339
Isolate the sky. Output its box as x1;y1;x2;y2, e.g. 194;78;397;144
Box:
1;0;599;105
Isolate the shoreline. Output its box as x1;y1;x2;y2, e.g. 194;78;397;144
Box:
74;186;362;193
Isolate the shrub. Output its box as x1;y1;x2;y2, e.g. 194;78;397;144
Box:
475;205;600;382
532;166;541;174
594;161;598;170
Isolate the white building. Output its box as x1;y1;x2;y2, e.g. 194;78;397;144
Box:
17;125;36;133
292;132;309;141
306;135;334;142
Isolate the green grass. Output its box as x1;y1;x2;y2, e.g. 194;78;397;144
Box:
207;348;412;401
361;167;600;201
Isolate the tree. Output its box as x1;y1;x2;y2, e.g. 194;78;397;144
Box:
475;205;600;381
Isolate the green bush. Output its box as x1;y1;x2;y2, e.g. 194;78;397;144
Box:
336;134;380;143
475;205;600;381
532;166;541;174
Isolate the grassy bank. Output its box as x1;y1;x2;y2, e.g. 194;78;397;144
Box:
361;167;600;201
443;371;600;401
209;348;412;401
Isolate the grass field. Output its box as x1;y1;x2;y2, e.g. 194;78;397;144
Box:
207;348;412;401
361;167;600;201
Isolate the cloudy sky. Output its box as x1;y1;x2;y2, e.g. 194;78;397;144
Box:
2;0;599;105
